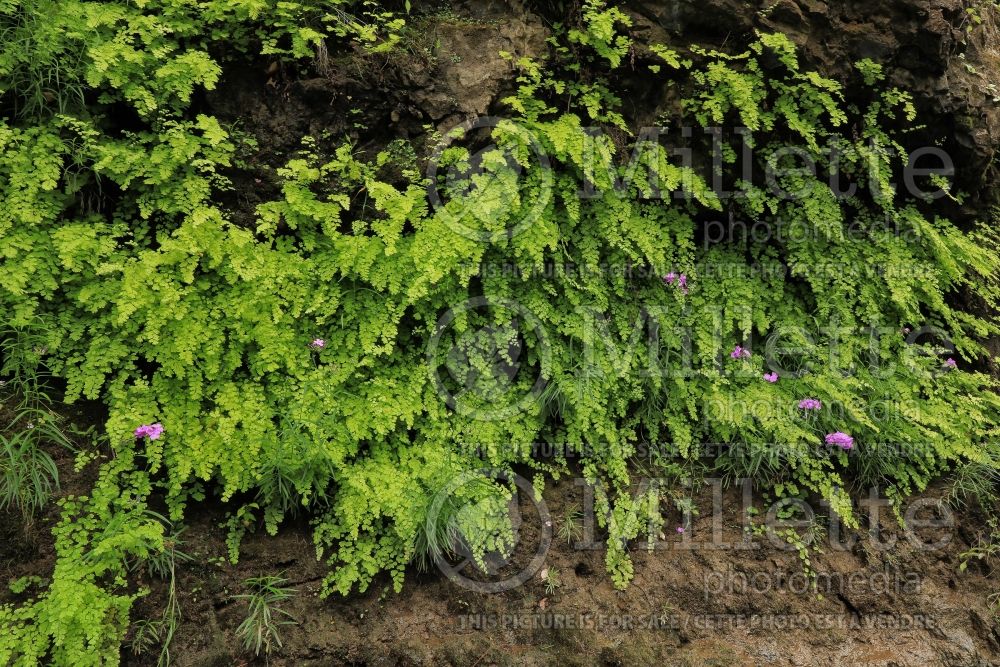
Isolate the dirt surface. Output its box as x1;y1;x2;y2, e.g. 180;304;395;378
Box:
4;453;999;666
103;480;1000;666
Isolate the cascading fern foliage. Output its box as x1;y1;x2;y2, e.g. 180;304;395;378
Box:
1;0;999;662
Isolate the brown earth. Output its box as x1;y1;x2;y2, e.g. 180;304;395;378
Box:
5;452;998;666
8;472;996;666
155;481;1000;666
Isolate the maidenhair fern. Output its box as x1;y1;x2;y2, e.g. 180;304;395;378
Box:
1;0;999;662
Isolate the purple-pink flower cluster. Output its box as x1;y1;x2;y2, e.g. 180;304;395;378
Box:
134;423;164;440
798;398;822;411
943;357;957;370
730;345;751;359
763;372;778;383
663;272;689;294
309;338;326;350
824;432;854;450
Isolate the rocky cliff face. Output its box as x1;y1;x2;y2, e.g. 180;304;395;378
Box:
750;0;999;213
609;0;998;210
207;0;1000;218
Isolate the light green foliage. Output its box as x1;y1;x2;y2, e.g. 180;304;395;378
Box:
1;0;999;661
688;33;849;149
0;0;404;120
0;444;164;666
567;0;632;68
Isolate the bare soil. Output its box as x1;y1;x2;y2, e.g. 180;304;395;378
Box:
7;471;992;666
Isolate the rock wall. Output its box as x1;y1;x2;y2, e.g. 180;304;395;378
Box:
207;0;1000;217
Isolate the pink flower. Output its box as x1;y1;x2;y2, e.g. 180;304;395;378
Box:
798;398;822;411
943;358;957;370
309;338;326;350
824;432;854;450
664;272;689;294
134;423;164;440
676;526;685;534
730;345;751;359
763;372;778;383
